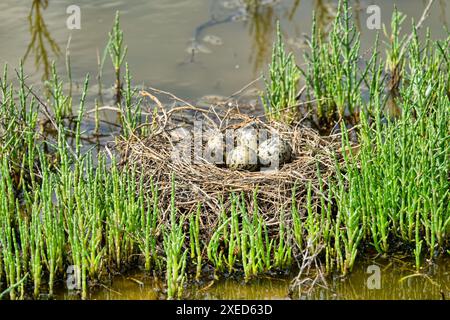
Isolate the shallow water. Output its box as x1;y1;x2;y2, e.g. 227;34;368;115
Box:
2;0;449;300
54;257;450;300
0;0;448;100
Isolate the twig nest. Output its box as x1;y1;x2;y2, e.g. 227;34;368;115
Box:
170;127;191;142
258;137;292;169
226;146;259;171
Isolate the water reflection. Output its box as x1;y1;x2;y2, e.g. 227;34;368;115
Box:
231;0;304;75
310;0;367;40
313;0;336;38
287;0;301;21
54;257;450;300
439;0;448;28
185;1;302;75
23;0;60;80
244;0;276;74
0;0;447;102
300;258;450;300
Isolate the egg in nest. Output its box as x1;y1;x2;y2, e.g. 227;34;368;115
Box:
258;137;292;169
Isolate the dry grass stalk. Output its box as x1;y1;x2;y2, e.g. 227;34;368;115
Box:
118;89;343;242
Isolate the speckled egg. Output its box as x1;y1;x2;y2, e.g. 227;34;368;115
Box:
236;126;258;151
258;137;292;169
205;134;225;164
226;146;259;171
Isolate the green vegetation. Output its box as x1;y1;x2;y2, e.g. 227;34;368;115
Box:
333;26;449;272
164;176;187;299
207;192;289;280
285;0;449;275
189;203;203;280
300;0;374;126
108;11;128;103
262;21;300;124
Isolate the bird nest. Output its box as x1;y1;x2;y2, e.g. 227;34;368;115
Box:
117;90;342;238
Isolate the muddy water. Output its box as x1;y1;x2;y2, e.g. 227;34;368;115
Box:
0;0;448;100
2;0;450;300
55;257;450;300
64;276;292;300
304;257;450;300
